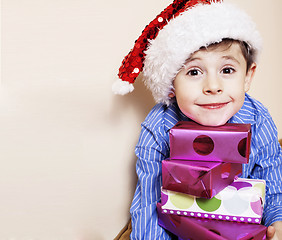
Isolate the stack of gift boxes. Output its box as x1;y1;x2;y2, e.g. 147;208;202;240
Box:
157;121;267;240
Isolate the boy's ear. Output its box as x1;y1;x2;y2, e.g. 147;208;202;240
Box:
244;63;257;92
168;89;175;98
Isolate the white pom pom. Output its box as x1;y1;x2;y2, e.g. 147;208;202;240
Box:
112;79;134;95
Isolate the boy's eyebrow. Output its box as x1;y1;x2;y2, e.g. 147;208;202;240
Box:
222;55;240;64
185;56;241;65
184;57;201;64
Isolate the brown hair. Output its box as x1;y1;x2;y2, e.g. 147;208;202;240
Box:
204;38;255;72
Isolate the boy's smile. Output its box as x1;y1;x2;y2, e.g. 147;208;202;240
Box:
170;42;256;126
196;102;230;110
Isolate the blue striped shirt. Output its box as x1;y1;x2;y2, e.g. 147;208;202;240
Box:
129;93;282;240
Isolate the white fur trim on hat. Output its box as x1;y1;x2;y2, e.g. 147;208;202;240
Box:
112;79;134;95
143;2;262;106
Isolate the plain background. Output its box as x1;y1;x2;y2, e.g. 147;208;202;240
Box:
1;0;281;239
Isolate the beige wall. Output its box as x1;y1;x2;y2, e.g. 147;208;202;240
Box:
1;0;281;239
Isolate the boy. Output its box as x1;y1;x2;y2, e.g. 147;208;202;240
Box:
112;1;282;239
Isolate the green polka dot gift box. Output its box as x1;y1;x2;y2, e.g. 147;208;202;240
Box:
157;202;267;240
161;178;265;224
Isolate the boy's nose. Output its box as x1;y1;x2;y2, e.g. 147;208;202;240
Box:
203;77;223;95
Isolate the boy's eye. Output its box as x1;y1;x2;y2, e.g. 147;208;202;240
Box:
187;69;201;76
221;67;235;74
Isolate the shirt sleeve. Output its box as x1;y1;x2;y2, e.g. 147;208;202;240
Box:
129;122;173;240
247;115;282;226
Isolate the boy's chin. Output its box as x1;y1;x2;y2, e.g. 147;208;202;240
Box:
193;117;229;127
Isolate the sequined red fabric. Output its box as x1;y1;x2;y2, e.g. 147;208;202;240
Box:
118;0;217;84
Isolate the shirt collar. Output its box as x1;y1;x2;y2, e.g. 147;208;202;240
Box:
228;94;256;126
164;102;191;132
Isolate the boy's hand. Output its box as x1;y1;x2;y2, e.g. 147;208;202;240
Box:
267;226;277;240
267;221;282;240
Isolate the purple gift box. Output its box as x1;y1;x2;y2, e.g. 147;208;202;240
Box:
169;121;251;163
157;203;267;240
162;159;242;198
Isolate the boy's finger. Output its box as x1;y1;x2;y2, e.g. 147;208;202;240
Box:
266;226;275;239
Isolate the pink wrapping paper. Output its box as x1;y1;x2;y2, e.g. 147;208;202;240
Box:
157;203;267;240
162;159;242;198
169;121;251;163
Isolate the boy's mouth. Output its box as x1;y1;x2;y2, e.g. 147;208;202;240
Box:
197;102;229;110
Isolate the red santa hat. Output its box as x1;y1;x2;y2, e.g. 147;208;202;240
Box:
112;0;262;105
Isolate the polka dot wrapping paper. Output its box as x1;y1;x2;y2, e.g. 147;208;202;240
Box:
161;178;266;224
157;203;267;240
169;121;251;163
162;159;242;199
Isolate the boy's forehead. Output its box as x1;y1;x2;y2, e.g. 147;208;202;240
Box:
185;42;244;63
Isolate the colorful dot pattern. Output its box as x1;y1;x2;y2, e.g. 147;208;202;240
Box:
161;209;261;224
161;178;265;224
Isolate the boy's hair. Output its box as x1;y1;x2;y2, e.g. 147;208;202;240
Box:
205;38;255;72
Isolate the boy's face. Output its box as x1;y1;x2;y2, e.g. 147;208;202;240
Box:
170;42;256;126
